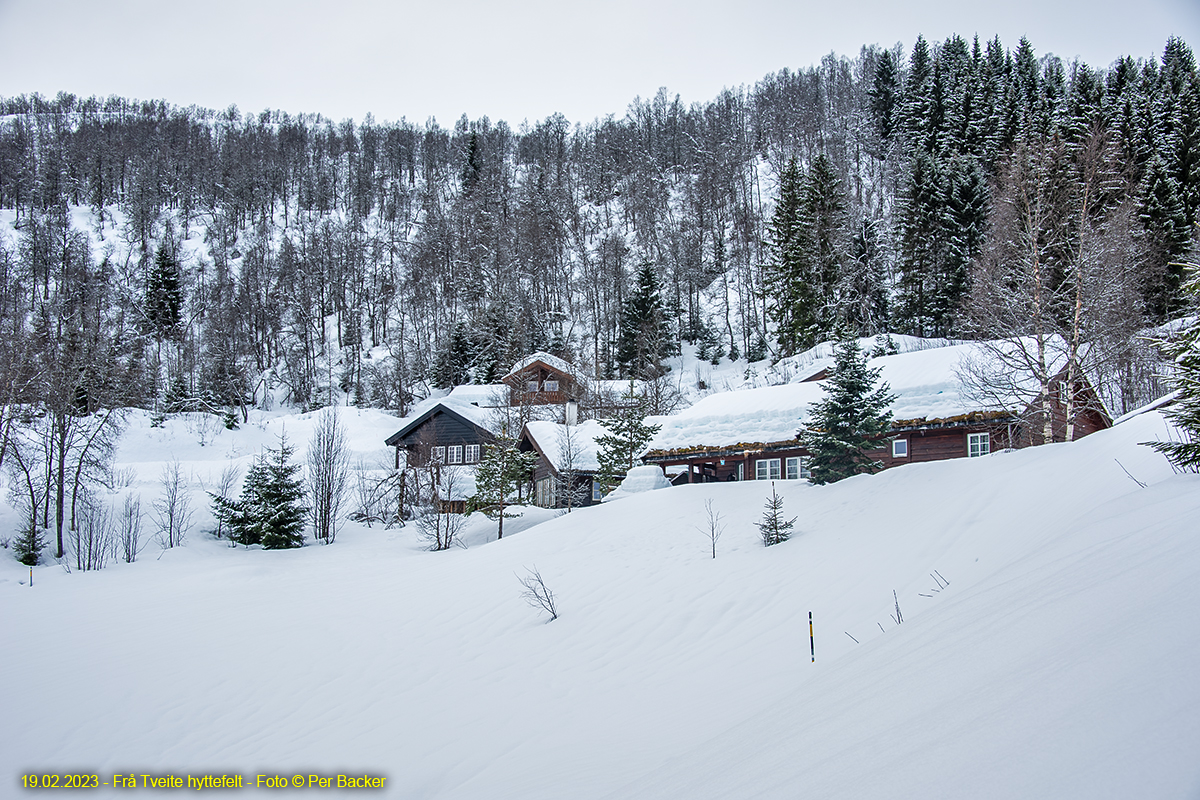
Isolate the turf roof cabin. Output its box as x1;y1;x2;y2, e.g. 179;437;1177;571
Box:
502;352;581;407
641;340;1113;483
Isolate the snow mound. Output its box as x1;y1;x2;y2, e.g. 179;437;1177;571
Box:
601;465;671;502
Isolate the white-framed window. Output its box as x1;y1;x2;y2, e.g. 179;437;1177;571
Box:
465;444;481;463
968;432;990;458
544;379;559;392
447;445;463;464
893;439;908;458
785;456;809;480
756;458;781;480
431;446;445;464
592;480;603;501
526;380;540;393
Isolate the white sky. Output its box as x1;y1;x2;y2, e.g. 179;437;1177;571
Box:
0;0;1197;128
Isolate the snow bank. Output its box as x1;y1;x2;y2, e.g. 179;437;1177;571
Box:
601;464;671;502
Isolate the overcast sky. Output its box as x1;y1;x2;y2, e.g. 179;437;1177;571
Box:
1;0;1197;128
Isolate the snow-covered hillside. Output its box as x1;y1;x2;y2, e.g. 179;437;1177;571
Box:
1;407;1198;798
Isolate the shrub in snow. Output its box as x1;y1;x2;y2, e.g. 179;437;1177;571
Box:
13;520;44;566
518;566;559;622
601;465;671;503
757;482;796;547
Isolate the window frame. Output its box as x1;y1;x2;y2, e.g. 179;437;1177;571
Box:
756;458;781;481
465;444;481;464
968;432;990;458
430;446;445;465
892;439;908;458
446;445;463;464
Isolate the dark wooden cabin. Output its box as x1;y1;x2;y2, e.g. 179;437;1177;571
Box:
384;401;495;469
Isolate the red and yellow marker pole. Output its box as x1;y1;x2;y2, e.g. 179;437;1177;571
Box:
809;611;814;663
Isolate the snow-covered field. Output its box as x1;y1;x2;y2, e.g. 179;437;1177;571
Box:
2;407;1199;798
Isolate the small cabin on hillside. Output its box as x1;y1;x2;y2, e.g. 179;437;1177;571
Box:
384;400;495;470
518;419;608;509
502;352;582;407
641;340;1112;483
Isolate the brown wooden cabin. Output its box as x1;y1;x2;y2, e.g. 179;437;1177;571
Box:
384;401;494;469
517;420;606;508
643;370;1111;482
501;352;582;407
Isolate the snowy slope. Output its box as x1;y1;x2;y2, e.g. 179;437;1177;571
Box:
1;409;1198;798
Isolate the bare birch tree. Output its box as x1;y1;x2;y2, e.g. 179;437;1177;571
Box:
307;407;351;543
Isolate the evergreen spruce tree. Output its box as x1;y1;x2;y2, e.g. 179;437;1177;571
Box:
756;483;796;547
211;435;308;548
594;383;662;492
764;158;816;356
470;432;539;539
802;153;850;339
616;263;668;379
1144;263;1200;470
1141;153;1194;317
801;332;896;484
13;519;45;566
145;243;184;340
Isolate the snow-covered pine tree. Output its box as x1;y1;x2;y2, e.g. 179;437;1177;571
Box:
211;434;308;548
764;158;818;356
470;432;538;539
13;519;44;566
594;383;662;492
1144;263;1200;470
616;263;668;379
801;332;896;484
757;482;796;546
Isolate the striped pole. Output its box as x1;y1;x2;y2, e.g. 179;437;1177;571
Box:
809;611;814;663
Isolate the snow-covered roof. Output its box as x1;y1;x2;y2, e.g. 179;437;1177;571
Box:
446;384;507;407
389;396;497;442
592;379;645;396
645;340;1065;453
773;335;961;383
503;352;578;382
523;419;607;472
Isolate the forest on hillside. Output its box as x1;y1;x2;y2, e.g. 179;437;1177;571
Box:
0;33;1196;429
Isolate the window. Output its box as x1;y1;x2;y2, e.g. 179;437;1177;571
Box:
447;445;463;464
465;444;481;463
431;446;445;464
785;457;809;480
544;379;559;392
892;439;908;458
756;458;781;480
968;432;990;458
526;380;540;393
592;480;603;501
